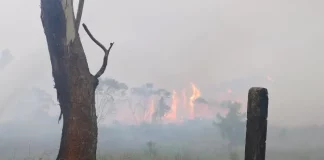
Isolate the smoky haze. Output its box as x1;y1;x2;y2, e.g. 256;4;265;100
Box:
0;0;324;159
0;0;322;126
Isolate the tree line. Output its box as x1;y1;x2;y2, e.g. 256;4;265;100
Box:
39;0;246;159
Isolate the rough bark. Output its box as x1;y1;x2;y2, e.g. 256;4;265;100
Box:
40;0;113;159
244;87;269;160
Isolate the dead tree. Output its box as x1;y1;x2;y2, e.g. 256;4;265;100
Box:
244;87;269;160
40;0;114;159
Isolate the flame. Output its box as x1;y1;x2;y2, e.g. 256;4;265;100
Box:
189;83;201;119
144;98;155;122
103;81;244;125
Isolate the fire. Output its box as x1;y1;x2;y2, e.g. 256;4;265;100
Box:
162;83;203;122
189;83;201;119
144;98;155;122
109;82;235;125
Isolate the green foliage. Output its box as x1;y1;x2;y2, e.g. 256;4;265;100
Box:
194;97;208;104
131;83;170;98
131;83;171;122
96;78;129;123
97;78;128;97
213;101;246;148
131;83;155;98
152;97;170;122
154;88;171;98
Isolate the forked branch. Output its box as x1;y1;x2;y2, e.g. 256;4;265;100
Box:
75;0;85;31
82;23;114;79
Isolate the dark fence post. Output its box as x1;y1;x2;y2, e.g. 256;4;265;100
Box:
244;87;269;160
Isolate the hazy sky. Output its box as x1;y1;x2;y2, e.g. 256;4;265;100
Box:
0;0;324;126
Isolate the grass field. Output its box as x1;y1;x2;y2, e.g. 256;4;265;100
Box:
2;121;324;160
14;146;324;160
18;150;323;160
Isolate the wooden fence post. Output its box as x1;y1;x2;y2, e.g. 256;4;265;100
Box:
244;87;269;160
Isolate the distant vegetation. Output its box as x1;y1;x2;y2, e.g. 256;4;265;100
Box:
1;77;324;159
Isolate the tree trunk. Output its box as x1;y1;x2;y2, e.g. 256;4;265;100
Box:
41;0;98;159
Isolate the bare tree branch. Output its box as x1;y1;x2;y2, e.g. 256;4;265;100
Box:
75;0;85;31
82;23;114;79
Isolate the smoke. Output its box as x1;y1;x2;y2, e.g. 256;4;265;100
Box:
0;1;324;158
0;51;51;122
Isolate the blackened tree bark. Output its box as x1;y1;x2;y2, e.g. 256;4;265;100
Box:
40;0;114;159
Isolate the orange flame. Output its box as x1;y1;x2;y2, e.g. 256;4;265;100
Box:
103;81;246;125
189;83;201;119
